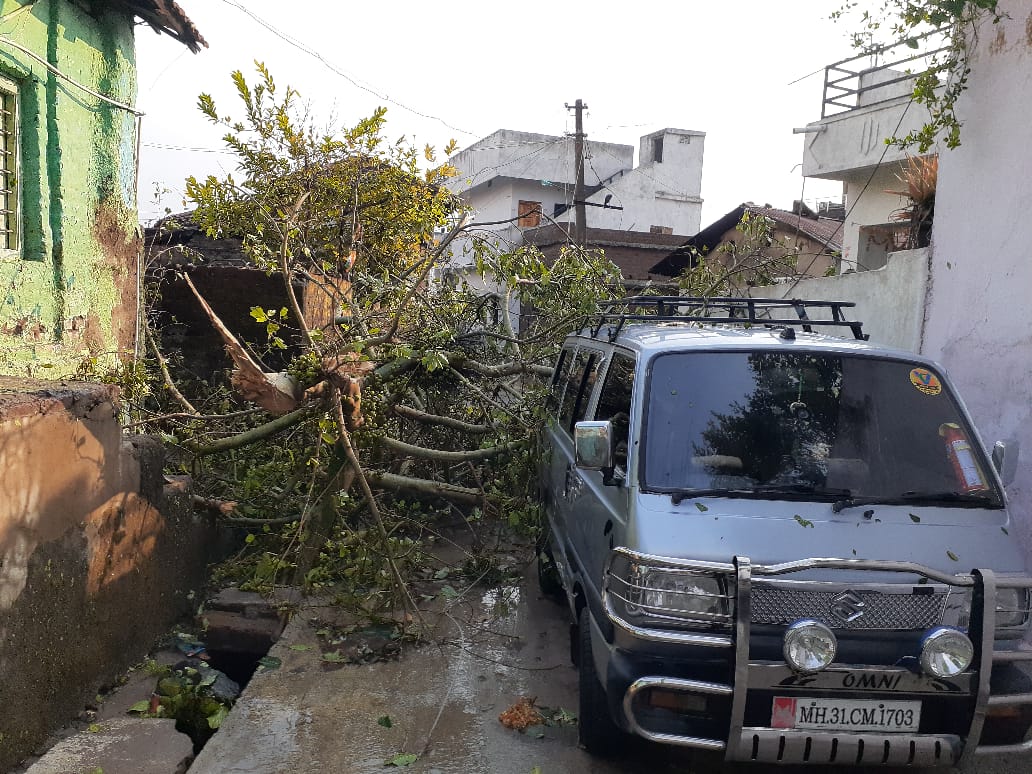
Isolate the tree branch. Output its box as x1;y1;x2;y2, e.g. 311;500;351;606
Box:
381;435;519;462
367;470;483;505
456;357;552;378
146;327;199;415
184;406;314;456
393;404;493;434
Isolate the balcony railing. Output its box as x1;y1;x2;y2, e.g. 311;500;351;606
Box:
822;29;950;118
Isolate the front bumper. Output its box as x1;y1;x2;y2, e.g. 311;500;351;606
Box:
602;549;1032;766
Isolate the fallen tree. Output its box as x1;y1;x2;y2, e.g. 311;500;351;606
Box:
139;65;621;618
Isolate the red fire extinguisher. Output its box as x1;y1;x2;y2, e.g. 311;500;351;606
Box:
939;423;988;493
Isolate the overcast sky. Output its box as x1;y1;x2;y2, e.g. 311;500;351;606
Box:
135;1;865;227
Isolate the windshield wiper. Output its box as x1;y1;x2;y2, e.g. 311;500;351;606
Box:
899;490;998;506
750;484;851;496
670;484;851;506
670;488;747;505
832;490;998;513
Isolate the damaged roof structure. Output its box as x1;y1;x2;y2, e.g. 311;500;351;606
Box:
99;0;207;51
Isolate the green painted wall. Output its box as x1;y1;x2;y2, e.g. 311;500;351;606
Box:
0;0;140;377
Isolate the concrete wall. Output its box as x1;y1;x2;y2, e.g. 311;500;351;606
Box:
802;92;933;180
0;379;216;770
841;166;910;270
447;129;630;191
0;1;141;377
751;247;929;352
922;0;1032;549
636;128;705;197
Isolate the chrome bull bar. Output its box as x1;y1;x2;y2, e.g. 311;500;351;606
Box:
601;548;1032;765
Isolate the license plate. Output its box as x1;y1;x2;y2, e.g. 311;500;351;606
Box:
772;697;921;732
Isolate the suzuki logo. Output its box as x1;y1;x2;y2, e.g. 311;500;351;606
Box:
830;590;866;623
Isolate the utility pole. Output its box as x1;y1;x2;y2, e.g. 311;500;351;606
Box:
565;99;588;250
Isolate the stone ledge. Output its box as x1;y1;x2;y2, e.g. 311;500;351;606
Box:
24;717;193;774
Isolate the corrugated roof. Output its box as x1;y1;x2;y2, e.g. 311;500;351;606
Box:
649;204;843;277
751;206;843;251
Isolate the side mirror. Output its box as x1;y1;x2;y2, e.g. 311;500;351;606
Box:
574;420;613;471
992;440;1020;486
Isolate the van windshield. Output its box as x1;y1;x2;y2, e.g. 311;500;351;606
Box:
642;351;1002;507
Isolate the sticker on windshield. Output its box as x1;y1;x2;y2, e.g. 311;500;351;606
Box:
909;368;942;395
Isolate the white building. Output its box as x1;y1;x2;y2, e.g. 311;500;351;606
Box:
800;42;945;272
443;127;705;278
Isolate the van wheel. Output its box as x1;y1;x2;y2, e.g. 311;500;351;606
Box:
578;607;623;755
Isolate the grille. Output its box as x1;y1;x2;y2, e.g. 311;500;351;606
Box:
751;585;948;630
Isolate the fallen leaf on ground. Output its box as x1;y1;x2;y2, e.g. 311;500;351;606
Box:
499;697;544;730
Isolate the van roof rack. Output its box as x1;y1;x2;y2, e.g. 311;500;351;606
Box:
583;296;868;342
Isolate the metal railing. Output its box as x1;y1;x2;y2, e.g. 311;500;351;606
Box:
822;30;951;118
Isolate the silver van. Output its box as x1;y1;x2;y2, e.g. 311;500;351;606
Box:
539;297;1032;766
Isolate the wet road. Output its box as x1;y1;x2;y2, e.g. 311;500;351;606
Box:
190;565;1028;774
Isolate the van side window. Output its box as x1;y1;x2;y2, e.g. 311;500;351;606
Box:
594;353;635;470
558;349;599;433
549;348;573;412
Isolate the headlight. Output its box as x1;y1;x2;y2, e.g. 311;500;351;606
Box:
783;619;837;672
619;563;732;628
941;586;1029;634
920;627;973;677
995;587;1030;629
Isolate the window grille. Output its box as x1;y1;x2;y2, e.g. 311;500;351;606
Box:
0;78;17;252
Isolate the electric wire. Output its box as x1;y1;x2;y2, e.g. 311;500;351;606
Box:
217;0;475;138
0;35;142;115
782;95;915;293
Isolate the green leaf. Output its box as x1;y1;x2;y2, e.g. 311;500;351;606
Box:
694;502;708;512
440;585;459;599
87;723;102;733
322;650;345;663
250;306;268;323
909;513;921;523
387;753;418;767
793;515;814;529
947;550;959;561
378;714;393;728
128;700;151;714
288;644;311;652
1002;527;1009;535
208;704;229;729
258;656;282;670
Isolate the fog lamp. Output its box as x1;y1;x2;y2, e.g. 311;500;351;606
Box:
920;627;973;678
783;619;837;672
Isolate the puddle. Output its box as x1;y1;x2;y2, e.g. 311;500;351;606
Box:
480;584;521;618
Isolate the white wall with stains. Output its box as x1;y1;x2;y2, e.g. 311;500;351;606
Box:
924;0;1032;549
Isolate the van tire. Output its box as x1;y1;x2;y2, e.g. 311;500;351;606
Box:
578;607;623;755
